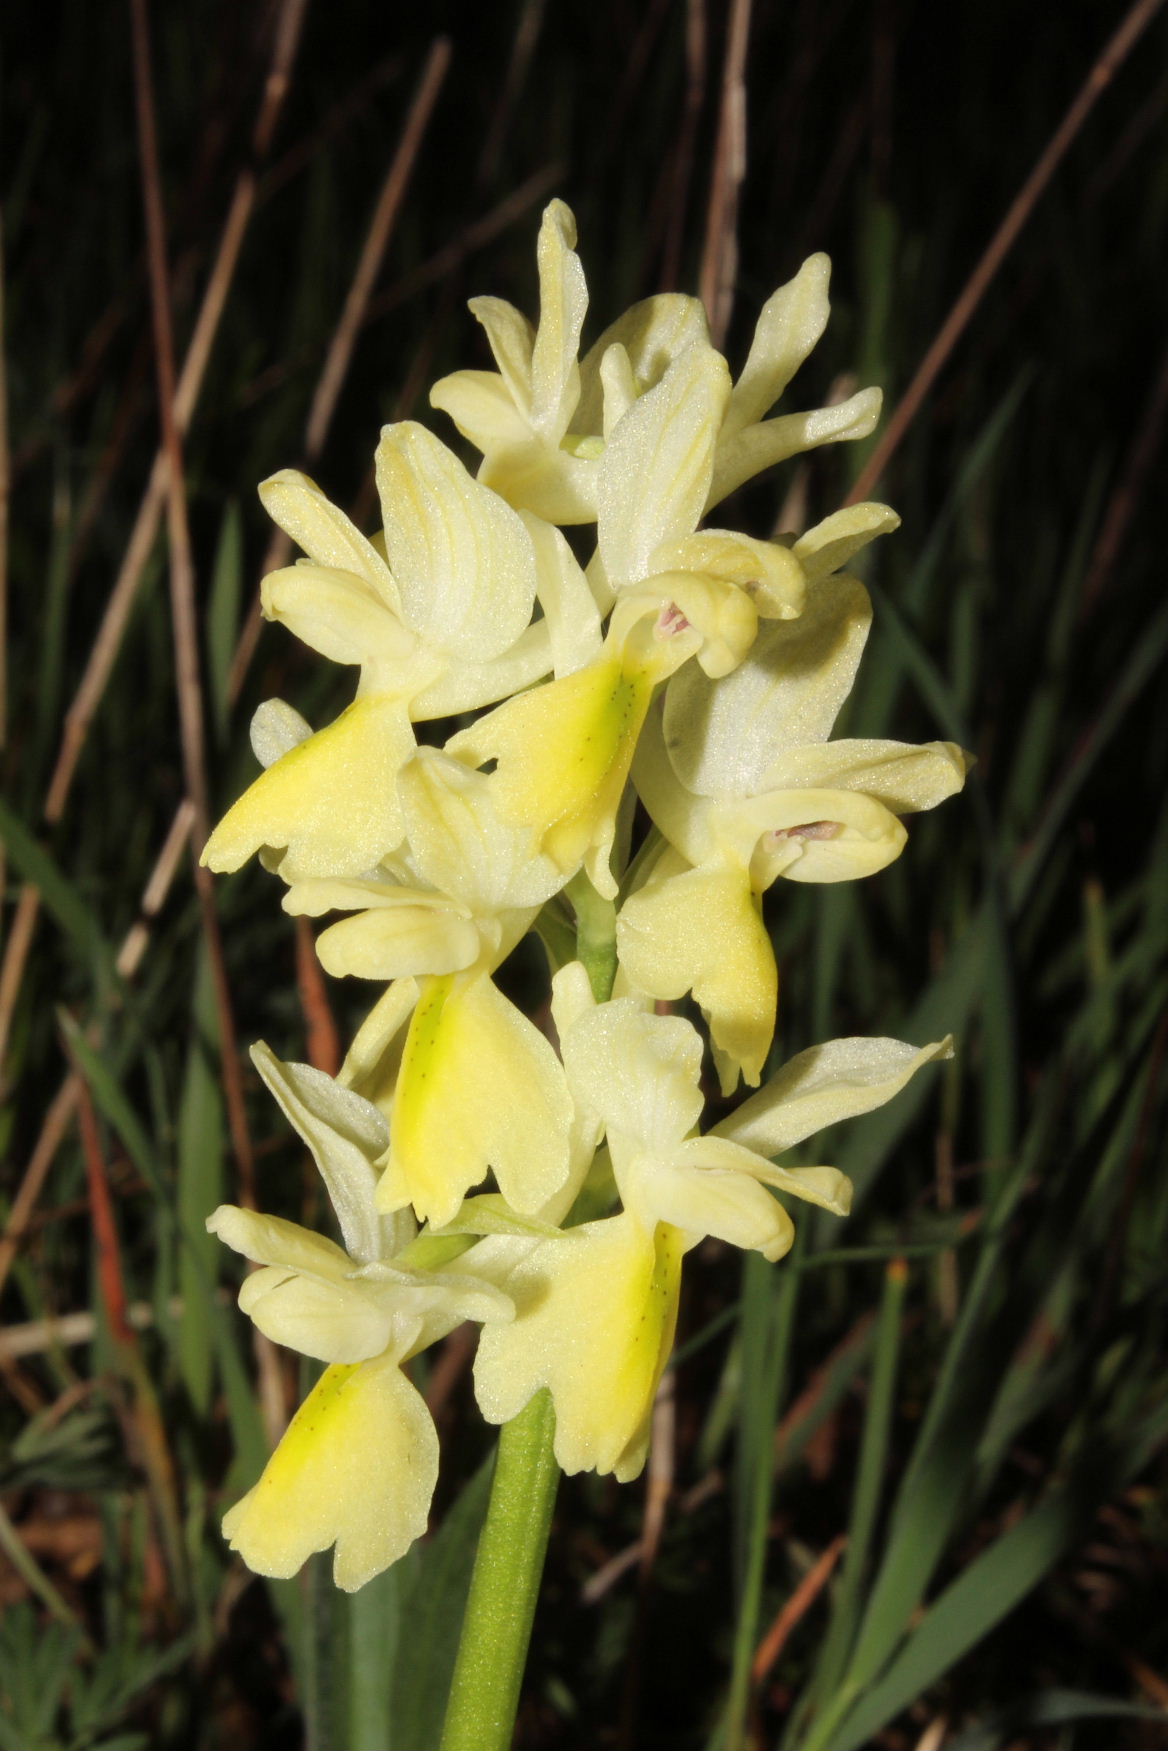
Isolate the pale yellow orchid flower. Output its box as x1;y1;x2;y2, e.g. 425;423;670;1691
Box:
586;337;808;678
207;1044;512;1591
444;597;696;902
431;199;712;524
431;204;882;528
281;752;575;1228
708;253;883;510
473;997;951;1479
619;572;970;1090
202;420;598;881
440;339;803;898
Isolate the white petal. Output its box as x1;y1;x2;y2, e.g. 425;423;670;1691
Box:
519;511;603;676
467;296;534;409
662;574;873;797
249;1044;387;1265
672;1137;852;1215
260;563;415;676
793;502;900;582
407;620;554;718
530;199;587;440
714;1035;954;1158
238;1267;394;1364
259;470;398;609
207;1204;352;1277
636;1153;795;1262
575;293;710;432
398;750;565;912
723;255;832;436
375;422;537;664
761;738;971;814
709;387;883;509
597;343;731;586
249;698;312;770
561;999;704;1156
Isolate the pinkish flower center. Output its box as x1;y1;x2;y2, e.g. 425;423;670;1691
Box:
656;602;691;638
770;821;843;842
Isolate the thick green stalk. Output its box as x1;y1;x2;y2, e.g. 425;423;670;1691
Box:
438;1390;560;1751
439;872;616;1750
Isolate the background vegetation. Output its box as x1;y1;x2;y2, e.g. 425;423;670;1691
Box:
2;1;1166;1746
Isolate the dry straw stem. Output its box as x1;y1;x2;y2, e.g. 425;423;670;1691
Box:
1080;338;1168;616
657;0;709;292
130;0;254;1199
751;1533;847;1684
847;0;1168;504
478;0;546;189
699;0;752;348
0;209;9;758
0;1292;229;1362
0;0;306;1080
228;35;453;694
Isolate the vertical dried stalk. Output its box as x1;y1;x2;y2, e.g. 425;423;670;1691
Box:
848;0;1167;503
229;36;453;694
0;0;307;1082
699;0;753;347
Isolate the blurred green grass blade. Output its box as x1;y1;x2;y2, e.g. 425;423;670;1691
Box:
31;462;76;797
176;945;225;1416
811;1096;1055;1725
944;1690;1168;1751
792;1261;908;1746
820;919;977;1215
58;1012;167;1201
1009;599;1168;914
851;372;1031;738
342;1558;417;1751
775;1314;875;1480
823;1470;1126;1751
1002;455;1109;834
0;797;120;999
720;1239;803;1750
389;1454;493;1751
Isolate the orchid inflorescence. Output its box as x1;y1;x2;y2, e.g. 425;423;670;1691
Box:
203;202;968;1592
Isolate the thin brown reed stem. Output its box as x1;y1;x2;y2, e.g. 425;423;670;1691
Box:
1080;339;1168;617
229;37;452;696
847;0;1168;504
699;0;752;348
0;0;305;1083
130;0;255;1206
653;0;708;293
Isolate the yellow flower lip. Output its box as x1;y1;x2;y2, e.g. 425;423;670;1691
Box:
379;970;573;1228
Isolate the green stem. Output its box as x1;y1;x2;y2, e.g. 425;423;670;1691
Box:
439;1390;560;1751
